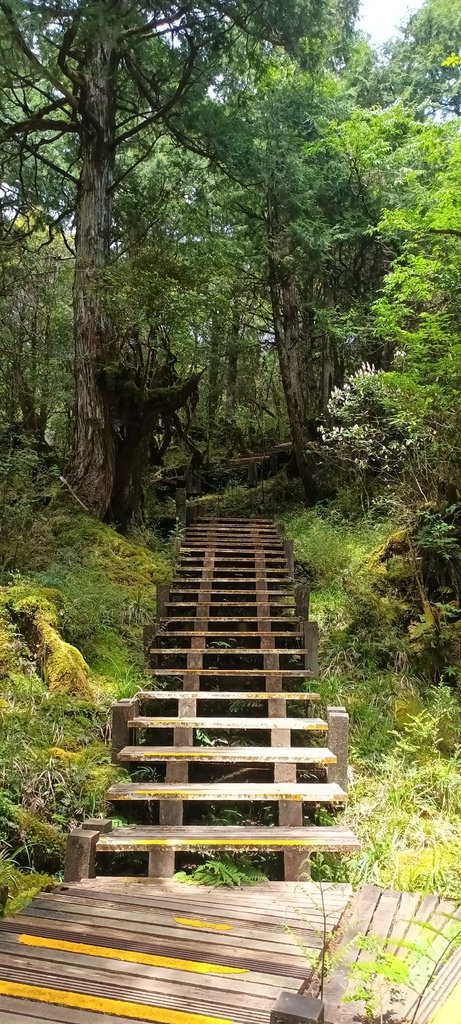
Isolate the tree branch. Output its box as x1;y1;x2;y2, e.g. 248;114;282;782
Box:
120;6;192;39
57;10;84;88
116;39;199;145
0;1;80;113
18;138;79;184
428;227;461;239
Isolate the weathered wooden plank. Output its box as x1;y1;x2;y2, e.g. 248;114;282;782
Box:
0;938;304;999
152;626;305;634
0;963;276;1017
117;746;334;763
106;782;346;803
148;653;309;661
0;994;157;1024
128;716;326;731
320;885;382;1014
96;826;360;854
147;669;312;677
137;691;319;700
55;887;347;926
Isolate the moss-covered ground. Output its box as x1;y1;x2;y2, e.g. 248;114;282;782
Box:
0;502;172;912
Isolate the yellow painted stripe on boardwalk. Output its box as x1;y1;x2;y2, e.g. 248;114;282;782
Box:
429;981;461;1024
0;981;233;1024
18;933;245;975
174;918;232;932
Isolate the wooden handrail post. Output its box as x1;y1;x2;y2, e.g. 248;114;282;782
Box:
327;706;349;793
271;992;325;1024
64;818;113;882
111;696;139;764
64;828;99;882
175;486;187;528
156;583;170;623
303;620;319;675
283;539;295;577
295;584;310;620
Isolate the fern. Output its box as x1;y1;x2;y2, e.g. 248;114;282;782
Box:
174;855;267;887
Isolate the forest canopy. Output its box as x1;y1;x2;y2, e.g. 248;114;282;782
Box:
0;0;460;526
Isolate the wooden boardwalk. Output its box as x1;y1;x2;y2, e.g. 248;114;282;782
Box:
0;879;351;1022
311;884;461;1024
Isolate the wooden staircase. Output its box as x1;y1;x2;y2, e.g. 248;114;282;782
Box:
65;518;359;883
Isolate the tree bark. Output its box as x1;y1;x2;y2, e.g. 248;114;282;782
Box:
267;195;317;504
71;32;118;517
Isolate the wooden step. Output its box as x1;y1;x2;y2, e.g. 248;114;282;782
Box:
175;573;290;581
137;689;319;700
118;745;334;763
154;626;305;634
181;546;284;553
148;668;312;676
149;649;309;657
192;517;276;523
159;617;302;626
178;556;287;562
165;601;295;608
129;715;327;731
106;782;347;802
171;589;292;598
97;825;360;853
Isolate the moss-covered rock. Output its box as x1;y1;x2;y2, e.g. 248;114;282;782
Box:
0;585;94;700
0;607;16;677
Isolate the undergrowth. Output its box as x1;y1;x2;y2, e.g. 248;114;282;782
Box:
284;503;461;900
0;501;172;911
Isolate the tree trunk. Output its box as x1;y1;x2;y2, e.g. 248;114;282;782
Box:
71;35;118;517
267;196;317;504
225;305;240;415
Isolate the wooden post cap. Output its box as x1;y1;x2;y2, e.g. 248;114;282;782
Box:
82;818;112;833
271;991;325;1024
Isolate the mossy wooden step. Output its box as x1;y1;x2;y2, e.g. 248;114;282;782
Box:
138;689;319;700
154;630;303;638
169;589;293;595
128;715;327;731
149;649;309;657
106;782;346;802
96;825;360;853
181;546;285;552
165;602;295;608
118;745;334;763
148;668;313;677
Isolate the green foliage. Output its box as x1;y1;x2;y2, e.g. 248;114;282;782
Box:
283;505;461;900
175;855;267;887
0;850;54;916
0;505;169;881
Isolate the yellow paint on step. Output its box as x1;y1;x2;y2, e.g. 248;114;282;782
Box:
174;918;232;932
107;838;325;847
429;981;461;1024
123;791;304;799
0;981;233;1024
18;933;245;975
